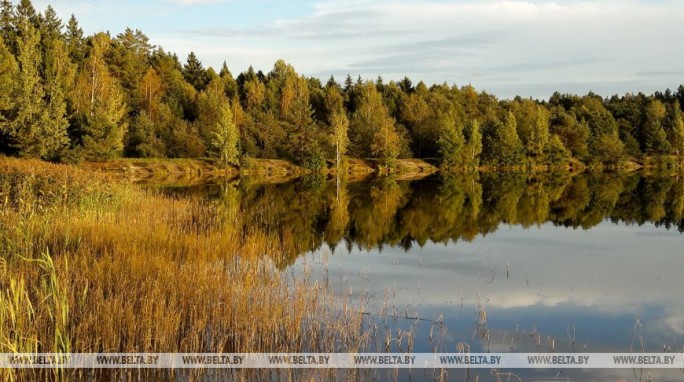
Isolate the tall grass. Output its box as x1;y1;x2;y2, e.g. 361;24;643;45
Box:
0;158;367;380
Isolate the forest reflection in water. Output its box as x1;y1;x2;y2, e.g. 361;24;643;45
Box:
166;171;684;268
162;171;684;380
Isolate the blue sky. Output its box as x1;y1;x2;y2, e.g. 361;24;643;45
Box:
32;0;684;100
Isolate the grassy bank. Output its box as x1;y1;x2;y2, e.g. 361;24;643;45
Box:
0;157;367;380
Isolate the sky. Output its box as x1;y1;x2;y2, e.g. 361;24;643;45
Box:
31;0;684;100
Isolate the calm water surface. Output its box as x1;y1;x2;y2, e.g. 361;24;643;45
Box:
170;171;684;381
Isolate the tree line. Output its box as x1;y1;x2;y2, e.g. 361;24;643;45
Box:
1;0;684;169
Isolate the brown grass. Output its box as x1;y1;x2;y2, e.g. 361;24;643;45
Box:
0;157;367;380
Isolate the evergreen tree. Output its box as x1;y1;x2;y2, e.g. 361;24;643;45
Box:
182;51;209;91
109;28;153;114
0;0;14;47
39;6;73;160
219;61;237;98
65;14;84;63
8;12;68;159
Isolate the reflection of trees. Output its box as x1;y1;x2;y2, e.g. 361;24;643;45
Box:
347;178;410;250
612;175;677;227
205;172;684;264
324;174;350;249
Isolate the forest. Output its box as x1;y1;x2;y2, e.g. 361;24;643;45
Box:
1;0;684;170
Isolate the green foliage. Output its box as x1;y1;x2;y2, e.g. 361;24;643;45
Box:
484;112;524;166
6;15;68;159
437;116;464;169
545;134;571;164
0;1;683;169
0;35;15;118
210;102;240;166
664;104;684;157
72;33;128;161
640;99;672;154
350;81;402;163
463;120;483;169
182;51;210;92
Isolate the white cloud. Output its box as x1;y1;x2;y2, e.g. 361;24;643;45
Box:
180;0;684;99
27;0;684;98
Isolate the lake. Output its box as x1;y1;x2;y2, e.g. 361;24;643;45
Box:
164;171;684;381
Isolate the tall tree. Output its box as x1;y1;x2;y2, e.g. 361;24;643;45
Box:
182;51;209;91
437;115;465;169
210;101;239;166
399;91;431;157
8;11;68;159
463;119;483;168
349;81;402;164
325;83;348;171
64;14;84;64
528;105;550;159
109;28;153;114
574;96;624;164
73;33;128;160
0;0;14;47
485;112;524;166
40;6;74;160
665;103;684;159
0;35;16;153
640;99;672;154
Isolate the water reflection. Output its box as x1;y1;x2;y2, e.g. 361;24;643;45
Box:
178;172;683;267
169;172;684;380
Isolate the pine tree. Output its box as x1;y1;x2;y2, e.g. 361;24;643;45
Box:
0;0;15;52
110;28;153;112
65;14;84;64
40;6;73;160
9;13;68;159
219;61;237;98
183;51;209;91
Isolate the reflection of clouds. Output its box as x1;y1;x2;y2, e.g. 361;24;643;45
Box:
302;221;684;346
